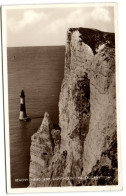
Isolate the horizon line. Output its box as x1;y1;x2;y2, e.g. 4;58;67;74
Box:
7;45;65;48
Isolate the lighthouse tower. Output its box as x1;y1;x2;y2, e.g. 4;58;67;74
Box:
19;90;27;120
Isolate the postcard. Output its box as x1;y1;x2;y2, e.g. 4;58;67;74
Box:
2;3;122;193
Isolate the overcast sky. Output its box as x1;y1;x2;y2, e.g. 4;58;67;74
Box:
6;6;115;47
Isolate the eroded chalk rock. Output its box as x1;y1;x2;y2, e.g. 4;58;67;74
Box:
29;28;117;187
29;112;61;187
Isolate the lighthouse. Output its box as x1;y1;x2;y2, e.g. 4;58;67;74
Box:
19;90;31;121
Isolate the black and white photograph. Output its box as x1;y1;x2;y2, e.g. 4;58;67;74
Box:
1;3;122;193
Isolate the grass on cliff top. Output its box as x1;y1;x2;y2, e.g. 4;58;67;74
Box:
69;28;115;55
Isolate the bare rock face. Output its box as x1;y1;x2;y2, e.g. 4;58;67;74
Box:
29;112;61;187
29;28;117;187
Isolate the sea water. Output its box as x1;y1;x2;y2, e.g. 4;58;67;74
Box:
7;46;65;188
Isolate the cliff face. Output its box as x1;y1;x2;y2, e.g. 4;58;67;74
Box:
29;28;117;187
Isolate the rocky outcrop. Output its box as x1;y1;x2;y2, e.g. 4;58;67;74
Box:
29;28;117;187
29;112;61;187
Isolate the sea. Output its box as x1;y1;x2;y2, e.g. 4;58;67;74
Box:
7;46;65;188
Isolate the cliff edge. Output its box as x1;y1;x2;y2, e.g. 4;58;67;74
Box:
29;28;117;187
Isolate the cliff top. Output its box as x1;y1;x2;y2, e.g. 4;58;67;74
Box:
68;28;115;55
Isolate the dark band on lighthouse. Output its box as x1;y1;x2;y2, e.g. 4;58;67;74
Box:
20;103;26;112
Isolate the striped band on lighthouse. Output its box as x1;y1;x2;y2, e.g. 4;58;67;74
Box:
19;90;27;120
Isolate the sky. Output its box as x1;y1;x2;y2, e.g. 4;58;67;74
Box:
6;5;115;47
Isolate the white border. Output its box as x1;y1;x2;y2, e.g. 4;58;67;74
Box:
1;3;122;194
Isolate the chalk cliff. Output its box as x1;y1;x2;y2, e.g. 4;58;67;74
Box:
29;28;117;187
